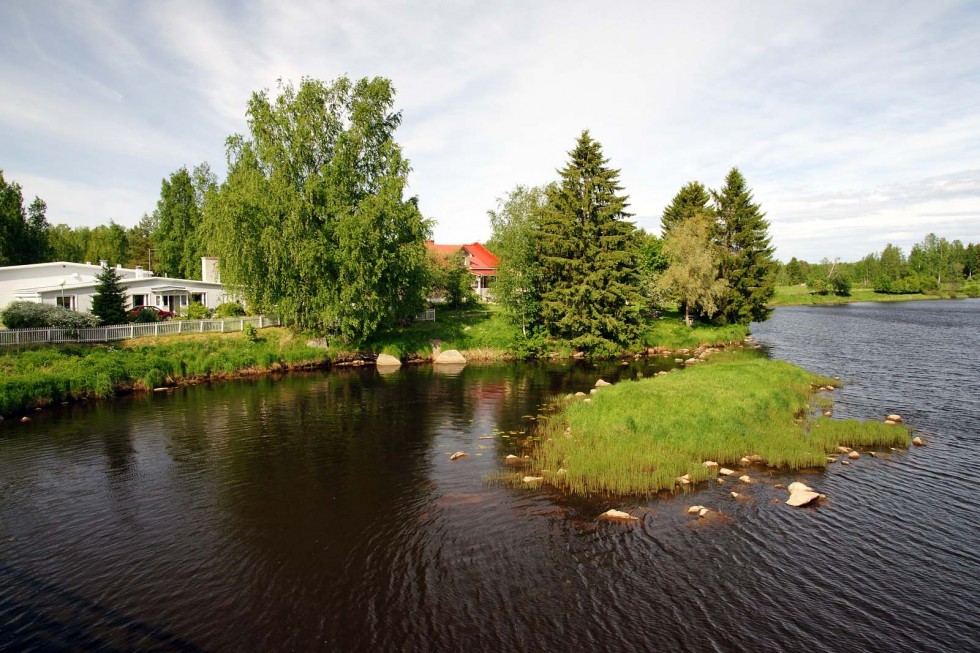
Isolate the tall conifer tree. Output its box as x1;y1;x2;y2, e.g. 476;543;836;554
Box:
535;131;642;352
90;264;128;325
660;181;711;238
711;167;776;324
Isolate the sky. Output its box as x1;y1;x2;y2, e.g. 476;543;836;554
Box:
1;0;978;262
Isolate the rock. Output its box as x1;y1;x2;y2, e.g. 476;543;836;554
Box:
824;411;832;417
674;358;684;363
848;451;860;459
746;454;764;463
719;468;735;476
912;436;924;446
600;509;639;522
826;456;837;463
884;420;896;425
773;484;784;489
698;508;710;518
702;461;719;470
434;349;467;365
730;492;740;498
153;387;169;392
590;388;598;395
740;457;751;465
684;358;698;365
583;398;591;404
595;379;612;388
836;446;851;454
572;351;585;359
19;416;31;423
575;392;587;397
522;476;544;484
675;474;691;485
786;490;822;507
449;451;468;460
687;505;705;515
716;478;725;484
841;460;850;465
376;353;402;367
505;454;521;463
787;482;812;493
886;414;903;423
739;475;752;483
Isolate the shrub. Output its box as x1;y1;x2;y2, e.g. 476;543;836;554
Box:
131;308;162;323
185;302;210;320
1;301;99;329
830;275;851;296
242;323;259;342
215;302;246;318
808;278;829;295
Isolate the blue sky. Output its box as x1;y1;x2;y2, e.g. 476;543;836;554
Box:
1;0;978;262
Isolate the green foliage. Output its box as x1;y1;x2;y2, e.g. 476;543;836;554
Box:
203;76;431;345
831;274;852;296
215;302;246;317
0;170;50;265
242;323;259;341
428;250;476;308
660;181;711;239
808;277;829;295
185;302;210;320
711;168;777;324
131;307;162;323
535;131;643;353
487;184;547;334
533;351;909;496
152;167;206;279
90;264;129;325
1;301;99;329
656;214;727;326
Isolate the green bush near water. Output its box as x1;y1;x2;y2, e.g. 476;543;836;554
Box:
0;328;328;417
533;351;910;496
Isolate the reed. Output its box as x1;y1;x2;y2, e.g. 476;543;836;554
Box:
533;350;909;496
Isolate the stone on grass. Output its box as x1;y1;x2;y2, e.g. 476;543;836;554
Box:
740;457;751;465
786;490;822;507
595;379;612;388
522;476;544;484
836;446;851;454
600;509;639;522
434;349;467;365
449;451;468;461
575;391;587;397
884;420;896;425
703;461;719;470
746;454;764;463
376;353;402;367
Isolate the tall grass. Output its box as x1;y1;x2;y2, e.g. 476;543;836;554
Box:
0;328;329;416
533;350;909;496
642;312;749;349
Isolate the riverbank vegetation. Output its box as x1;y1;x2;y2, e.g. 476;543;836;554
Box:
0;328;328;417
531;351;910;496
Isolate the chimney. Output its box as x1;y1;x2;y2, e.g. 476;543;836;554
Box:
135;265;144;279
201;257;220;284
98;260;107;267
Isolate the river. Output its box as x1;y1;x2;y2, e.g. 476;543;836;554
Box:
1;300;978;651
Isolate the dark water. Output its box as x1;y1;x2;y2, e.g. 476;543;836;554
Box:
1;301;978;652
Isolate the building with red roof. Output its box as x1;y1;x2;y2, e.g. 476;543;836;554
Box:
425;241;499;300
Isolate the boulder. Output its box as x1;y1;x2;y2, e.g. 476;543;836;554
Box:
786;490;822;507
698;508;710;518
449;451;468;461
702;461;719;470
522;476;544;484
600;509;639;522
434;349;467;365
739;475;752;483
376;353;402;367
787;482;813;493
687;505;705;515
886;414;903;423
836;446;851;454
595;379;612;388
730;492;740;499
719;468;735;476
848;451;860;459
912;436;924;446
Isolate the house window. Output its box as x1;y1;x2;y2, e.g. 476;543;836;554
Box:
132;294;146;308
180;295;188;306
56;295;76;310
191;292;205;306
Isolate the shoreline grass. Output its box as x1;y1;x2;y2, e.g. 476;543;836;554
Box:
770;284;976;307
532;350;909;496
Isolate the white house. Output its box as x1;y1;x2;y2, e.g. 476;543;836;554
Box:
0;257;229;316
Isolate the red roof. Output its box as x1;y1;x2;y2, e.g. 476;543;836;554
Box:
425;241;499;275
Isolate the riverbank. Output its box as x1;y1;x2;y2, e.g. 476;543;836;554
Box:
770;284;979;306
0;310;747;419
531;350;910;496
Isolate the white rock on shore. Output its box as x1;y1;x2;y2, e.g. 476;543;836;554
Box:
434;349;467;365
595;379;612;387
600;509;639;521
376;353;401;367
786;490;823;507
719;468;735;476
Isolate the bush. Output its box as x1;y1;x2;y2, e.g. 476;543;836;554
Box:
830;275;851;296
215;302;246;318
185;302;210;320
130;308;161;323
242;323;259;342
1;301;99;329
808;278;829;295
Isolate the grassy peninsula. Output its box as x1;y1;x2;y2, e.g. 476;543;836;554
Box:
770;284;978;307
532;351;909;496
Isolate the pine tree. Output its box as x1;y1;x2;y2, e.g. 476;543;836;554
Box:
535;131;642;352
91;264;129;325
660;181;711;238
711;168;776;324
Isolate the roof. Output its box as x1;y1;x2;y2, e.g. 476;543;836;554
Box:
19;276;224;294
424;241;499;274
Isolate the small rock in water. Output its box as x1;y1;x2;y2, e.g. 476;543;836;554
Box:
912;436;924;446
687;505;704;515
848;451;860;459
20;416;31;423
773;484;785;489
739;475;752;483
841;460;851;465
702;461;719;469
449;451;468;461
786;490;822;507
698;508;710;518
716;478;725;484
884;420;896;425
836;446;851;454
886;414;903;423
746;454;764;463
730;492;740;499
599;509;639;522
824;411;832;417
719;468;735;476
787;482;813;493
740;457;751;465
595;379;612;388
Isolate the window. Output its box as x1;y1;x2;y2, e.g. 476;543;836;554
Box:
132;294;146;308
191;292;205;306
180;295;188;306
56;295;76;310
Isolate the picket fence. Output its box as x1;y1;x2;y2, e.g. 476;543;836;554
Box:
0;315;281;347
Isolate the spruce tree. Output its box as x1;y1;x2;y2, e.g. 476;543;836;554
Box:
660;181;711;238
91;264;129;325
535;131;642;352
711;167;776;324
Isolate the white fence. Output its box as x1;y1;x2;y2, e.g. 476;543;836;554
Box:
416;308;436;322
0;315;281;347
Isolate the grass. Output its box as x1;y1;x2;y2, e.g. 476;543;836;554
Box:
770;284;964;306
0;328;329;417
641;310;749;349
532;350;910;496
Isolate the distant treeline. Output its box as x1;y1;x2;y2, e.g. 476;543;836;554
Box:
778;235;979;295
